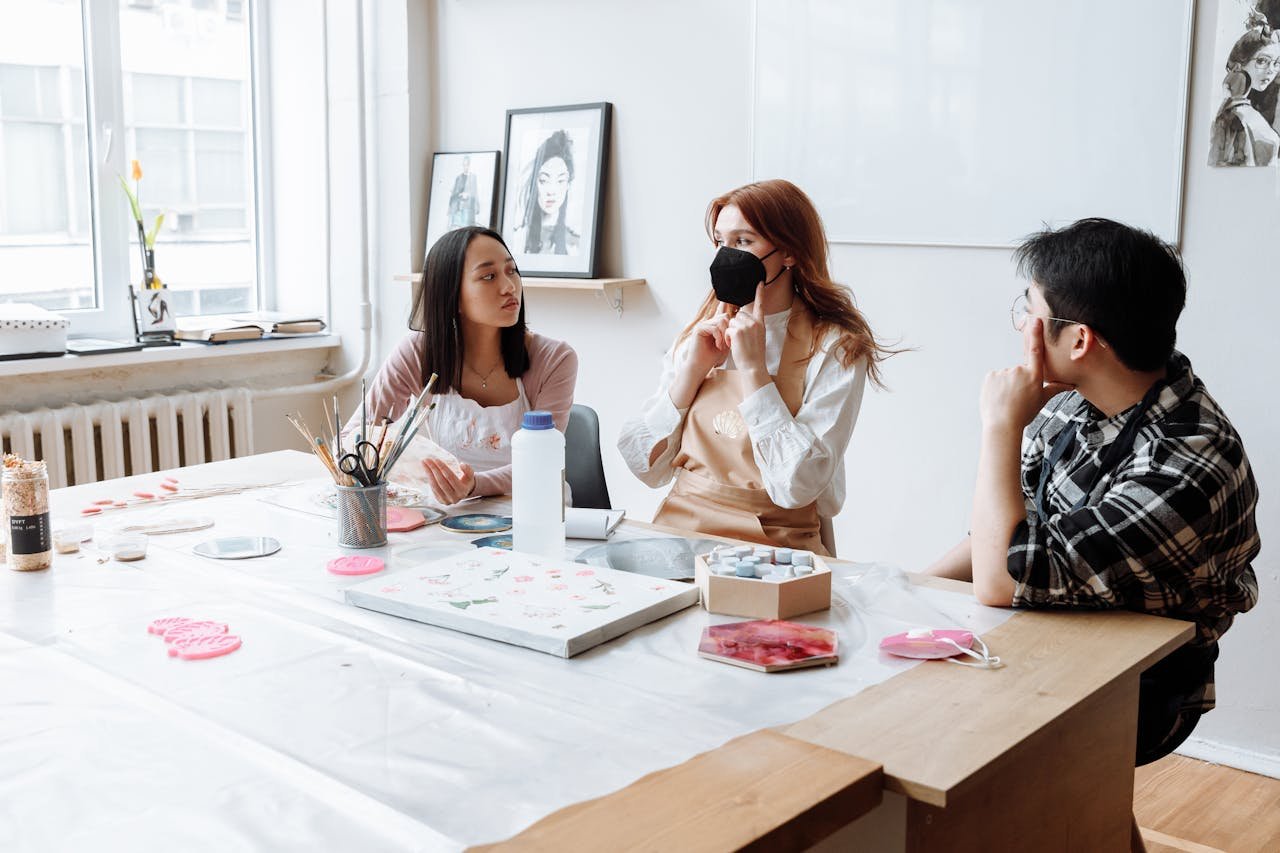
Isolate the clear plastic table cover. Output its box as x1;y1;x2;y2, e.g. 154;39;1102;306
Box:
2;456;1013;851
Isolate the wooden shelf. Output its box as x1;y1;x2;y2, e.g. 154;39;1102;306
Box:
392;275;645;315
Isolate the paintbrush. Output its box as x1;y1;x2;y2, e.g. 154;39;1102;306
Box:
381;373;437;477
380;401;436;479
333;395;341;457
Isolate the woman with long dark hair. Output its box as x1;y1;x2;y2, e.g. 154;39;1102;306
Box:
352;226;577;503
512;130;579;255
618;179;895;555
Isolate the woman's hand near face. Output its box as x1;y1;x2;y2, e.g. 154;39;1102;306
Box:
669;303;732;409
422;458;476;505
727;284;771;393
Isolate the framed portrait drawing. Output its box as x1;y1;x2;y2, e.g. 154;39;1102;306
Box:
424;151;500;253
500;102;611;278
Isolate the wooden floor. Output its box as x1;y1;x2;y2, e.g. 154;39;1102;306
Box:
1133;754;1280;852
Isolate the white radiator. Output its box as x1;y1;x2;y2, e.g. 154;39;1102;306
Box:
0;389;254;488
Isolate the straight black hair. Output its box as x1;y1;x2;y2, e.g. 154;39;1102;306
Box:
1014;218;1186;372
411;226;529;394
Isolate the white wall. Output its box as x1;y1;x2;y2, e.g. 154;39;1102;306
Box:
387;0;1278;771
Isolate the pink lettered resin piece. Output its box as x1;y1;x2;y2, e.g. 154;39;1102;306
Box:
163;477;179;485
160;482;179;492
81;506;102;515
93;499;114;506
326;555;384;576
147;616;194;636
167;633;241;660
133;491;156;499
112;501;127;507
162;621;229;644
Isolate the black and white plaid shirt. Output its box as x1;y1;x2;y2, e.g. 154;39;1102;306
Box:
1008;351;1260;712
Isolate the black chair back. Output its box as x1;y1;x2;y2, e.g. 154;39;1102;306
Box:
565;403;611;509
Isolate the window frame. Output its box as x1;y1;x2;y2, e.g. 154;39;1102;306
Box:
62;0;270;339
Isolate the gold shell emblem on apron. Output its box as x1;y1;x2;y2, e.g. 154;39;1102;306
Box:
712;409;746;439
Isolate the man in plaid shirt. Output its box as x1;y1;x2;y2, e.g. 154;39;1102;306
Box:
926;218;1260;766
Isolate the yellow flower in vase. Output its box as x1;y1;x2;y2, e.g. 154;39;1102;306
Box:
118;159;166;290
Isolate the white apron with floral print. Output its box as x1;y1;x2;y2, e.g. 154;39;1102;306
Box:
427;380;530;475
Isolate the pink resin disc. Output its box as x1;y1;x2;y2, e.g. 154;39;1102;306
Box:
327;555;385;576
162;621;229;644
147;616;194;636
168;633;241;660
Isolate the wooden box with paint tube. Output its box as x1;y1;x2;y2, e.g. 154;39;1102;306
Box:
693;545;832;620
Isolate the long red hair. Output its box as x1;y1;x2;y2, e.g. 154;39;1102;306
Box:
679;179;893;387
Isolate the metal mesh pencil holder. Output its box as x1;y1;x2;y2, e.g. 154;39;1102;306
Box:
336;482;387;548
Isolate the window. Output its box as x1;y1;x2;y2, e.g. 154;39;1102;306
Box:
0;0;263;335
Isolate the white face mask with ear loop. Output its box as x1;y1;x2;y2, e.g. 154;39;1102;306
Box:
937;633;1003;669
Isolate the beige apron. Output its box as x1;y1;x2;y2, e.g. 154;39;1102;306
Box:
653;304;828;556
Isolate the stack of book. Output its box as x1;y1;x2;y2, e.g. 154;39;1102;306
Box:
174;312;327;343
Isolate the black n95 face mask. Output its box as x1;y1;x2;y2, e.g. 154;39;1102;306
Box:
708;246;784;306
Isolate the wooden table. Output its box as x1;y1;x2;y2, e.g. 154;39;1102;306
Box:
488;569;1192;850
17;451;1192;851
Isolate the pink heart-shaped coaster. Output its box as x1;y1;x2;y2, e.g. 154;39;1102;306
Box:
148;616;194;636
168;633;241;660
327;555;385;576
162;621;229;644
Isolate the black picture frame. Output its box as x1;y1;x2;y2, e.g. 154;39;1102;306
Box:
499;102;611;278
424;150;501;255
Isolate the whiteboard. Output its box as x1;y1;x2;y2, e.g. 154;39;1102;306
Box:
752;0;1195;247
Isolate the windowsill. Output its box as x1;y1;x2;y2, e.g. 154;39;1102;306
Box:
0;334;341;379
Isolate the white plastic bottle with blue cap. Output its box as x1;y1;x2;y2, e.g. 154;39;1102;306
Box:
511;410;565;559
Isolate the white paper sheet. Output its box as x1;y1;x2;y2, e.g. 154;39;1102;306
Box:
2;453;1014;851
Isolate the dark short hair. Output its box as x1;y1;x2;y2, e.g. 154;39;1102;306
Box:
1014;218;1185;372
410;226;529;394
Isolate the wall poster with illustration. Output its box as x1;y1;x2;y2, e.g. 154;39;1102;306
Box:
424;151;500;253
1209;0;1280;167
500;103;611;278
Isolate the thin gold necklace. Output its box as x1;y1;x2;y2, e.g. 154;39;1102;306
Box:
465;358;503;389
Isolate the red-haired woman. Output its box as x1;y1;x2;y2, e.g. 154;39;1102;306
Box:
618;179;893;555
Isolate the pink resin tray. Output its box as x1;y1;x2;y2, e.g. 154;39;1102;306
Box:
697;619;838;673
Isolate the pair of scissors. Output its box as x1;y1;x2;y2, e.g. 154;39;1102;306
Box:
338;440;381;487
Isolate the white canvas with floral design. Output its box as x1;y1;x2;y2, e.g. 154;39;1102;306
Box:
344;547;700;657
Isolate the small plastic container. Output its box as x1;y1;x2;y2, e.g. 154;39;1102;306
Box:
52;530;82;554
99;531;148;562
53;522;93;554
